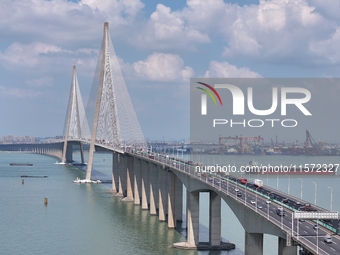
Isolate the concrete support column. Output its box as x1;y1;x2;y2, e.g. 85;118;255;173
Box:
122;155;134;202
79;143;85;164
113;152;120;192
65;143;73;163
278;237;297;255
133;157;141;205
158;166;167;222
175;177;183;222
209;191;221;246
167;171;176;228
149;163;158;215
141;160;149;210
245;232;263;255
187;191;199;247
108;152;117;193
115;153;126;197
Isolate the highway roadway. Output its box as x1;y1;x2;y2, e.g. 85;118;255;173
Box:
209;176;340;255
133;152;340;255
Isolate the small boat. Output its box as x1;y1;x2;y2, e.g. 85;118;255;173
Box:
21;175;48;178
54;161;66;165
73;177;101;184
10;163;33;166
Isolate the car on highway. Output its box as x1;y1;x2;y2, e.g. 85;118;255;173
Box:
313;224;319;230
258;204;263;209
266;200;271;204
299;219;305;222
276;206;285;216
250;200;256;204
235;188;239;192
324;234;332;243
237;192;242;197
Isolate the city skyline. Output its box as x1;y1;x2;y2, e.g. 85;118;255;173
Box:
1;0;340;141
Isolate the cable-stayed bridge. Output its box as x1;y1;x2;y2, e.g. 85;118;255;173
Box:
0;22;339;255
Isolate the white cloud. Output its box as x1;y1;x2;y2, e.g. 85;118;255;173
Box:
204;61;262;78
25;76;53;87
0;85;42;98
81;0;144;24
0;41;98;78
221;0;331;61
309;27;340;64
0;42;65;67
307;0;340;21
134;4;210;50
132;53;194;81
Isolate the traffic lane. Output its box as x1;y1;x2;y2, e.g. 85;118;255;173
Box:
205;176;340;255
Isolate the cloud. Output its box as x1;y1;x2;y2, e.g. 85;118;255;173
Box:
0;85;42;98
132;52;194;81
307;0;340;21
81;0;144;24
0;0;144;47
0;41;98;78
134;4;210;50
138;0;340;66
220;0;331;62
309;27;340;64
0;42;65;67
25;76;53;87
204;61;262;78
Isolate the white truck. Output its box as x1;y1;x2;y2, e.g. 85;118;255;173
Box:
253;179;263;188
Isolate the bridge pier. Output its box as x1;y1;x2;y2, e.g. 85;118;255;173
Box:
278;237;297;255
141;160;149;210
108;152;118;193
173;190;199;249
122;155;134;202
245;232;263;255
187;190;200;247
175;177;183;222
64;143;73;163
167;171;176;228
133;157;141;205
209;191;221;246
149;163;158;215
115;153;126;197
112;152;118;192
158;165;167;221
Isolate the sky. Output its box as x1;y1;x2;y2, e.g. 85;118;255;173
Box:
1;0;340;142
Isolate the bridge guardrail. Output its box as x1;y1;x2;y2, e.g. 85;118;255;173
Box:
129;150;339;252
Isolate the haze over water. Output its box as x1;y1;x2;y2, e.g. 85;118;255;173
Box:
1;152;339;255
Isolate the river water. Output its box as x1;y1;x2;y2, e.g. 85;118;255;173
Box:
1;151;339;255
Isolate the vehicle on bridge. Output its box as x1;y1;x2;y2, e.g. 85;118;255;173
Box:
253;179;263;187
324;234;332;243
299;203;317;212
276;206;285;216
240;178;247;185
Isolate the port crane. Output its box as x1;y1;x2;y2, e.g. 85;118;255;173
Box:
304;130;322;155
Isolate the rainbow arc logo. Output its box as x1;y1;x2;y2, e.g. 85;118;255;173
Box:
196;82;223;115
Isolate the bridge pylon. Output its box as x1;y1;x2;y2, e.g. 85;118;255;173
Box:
85;22;146;180
62;66;90;163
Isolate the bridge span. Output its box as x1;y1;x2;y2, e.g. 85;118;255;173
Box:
1;141;340;255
